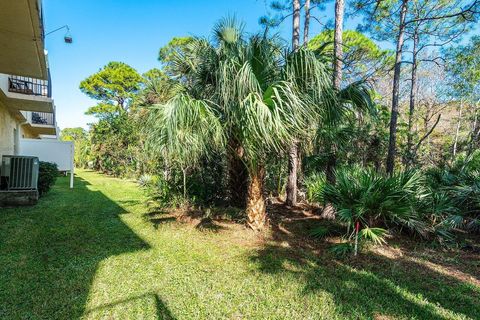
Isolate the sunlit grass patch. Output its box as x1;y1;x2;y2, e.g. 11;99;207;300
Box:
0;170;478;319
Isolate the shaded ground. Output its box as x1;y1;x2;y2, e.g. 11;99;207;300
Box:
0;170;478;319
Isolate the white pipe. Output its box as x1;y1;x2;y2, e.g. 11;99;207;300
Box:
69;142;74;189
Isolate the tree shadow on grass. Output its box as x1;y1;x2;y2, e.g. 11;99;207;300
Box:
252;243;479;319
82;292;175;319
0;175;170;319
144;207;232;233
252;202;480;319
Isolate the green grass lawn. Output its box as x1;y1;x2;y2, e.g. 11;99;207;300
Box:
0;170;479;319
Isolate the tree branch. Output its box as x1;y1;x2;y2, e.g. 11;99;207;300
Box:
405;0;480;25
413;114;442;154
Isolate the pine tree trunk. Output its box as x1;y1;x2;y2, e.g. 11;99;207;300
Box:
286;0;302;206
246;166;267;230
324;0;345;184
303;0;311;44
386;0;409;175
406;29;419;167
333;0;345;90
292;0;300;49
468;102;479;156
227;138;248;208
453;100;463;157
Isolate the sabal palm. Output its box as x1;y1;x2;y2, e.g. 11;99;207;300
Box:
313;82;375;182
146;18;331;229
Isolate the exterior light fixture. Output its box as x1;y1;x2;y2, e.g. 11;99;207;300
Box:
45;25;73;44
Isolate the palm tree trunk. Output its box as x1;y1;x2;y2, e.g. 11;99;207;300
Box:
246;166;267;230
386;0;409;175
286;0;302;206
227;138;248;208
326;153;337;184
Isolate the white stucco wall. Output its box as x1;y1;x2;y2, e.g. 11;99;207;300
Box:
0;100;17;158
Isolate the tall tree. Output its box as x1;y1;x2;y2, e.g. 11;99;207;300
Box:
318;0;347;183
158;34;249;207
308;30;394;83
146;19;331;229
445;36;480;156
80;62;142;112
386;0;409;174
286;0;302;206
260;0;331;204
333;0;344;90
355;0;480;173
304;0;311;43
79;62;142;175
403;0;479;166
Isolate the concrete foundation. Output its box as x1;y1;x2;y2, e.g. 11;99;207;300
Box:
0;190;38;207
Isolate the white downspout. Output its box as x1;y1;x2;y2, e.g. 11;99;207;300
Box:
16;113;30;155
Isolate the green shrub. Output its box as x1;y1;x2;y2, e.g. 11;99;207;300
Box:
320;166;427;246
304;172;327;203
137;174;153;187
141;155;227;208
424;157;480;235
143;174;185;208
329;242;354;257
308;225;330;239
38;161;58;196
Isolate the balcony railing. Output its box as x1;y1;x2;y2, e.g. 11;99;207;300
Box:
8;75;51;98
31;112;55;126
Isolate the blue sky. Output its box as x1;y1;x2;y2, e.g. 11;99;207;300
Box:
42;0;341;129
42;0;476;130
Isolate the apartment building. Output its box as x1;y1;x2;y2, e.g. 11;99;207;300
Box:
0;1;74;206
0;0;57;159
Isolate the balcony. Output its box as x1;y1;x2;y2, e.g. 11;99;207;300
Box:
0;73;53;112
21;111;57;136
8;76;51;98
31;111;55;125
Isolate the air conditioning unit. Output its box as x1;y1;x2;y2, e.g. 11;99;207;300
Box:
1;156;39;190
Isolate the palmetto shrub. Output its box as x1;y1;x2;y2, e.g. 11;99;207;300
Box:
320;166;428;246
425;153;480;234
304;172;327;203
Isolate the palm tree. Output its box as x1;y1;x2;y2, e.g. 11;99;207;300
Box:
307;42;376;182
146;94;224;199
316;82;375;182
146;18;330;229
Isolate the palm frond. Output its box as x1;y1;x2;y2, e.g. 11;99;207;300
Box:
146;93;224;167
359;227;388;245
213;16;245;46
309;225;330;239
